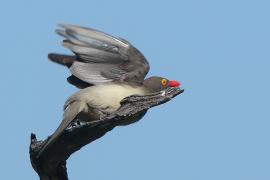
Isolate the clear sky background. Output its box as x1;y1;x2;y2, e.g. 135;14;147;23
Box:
0;0;269;179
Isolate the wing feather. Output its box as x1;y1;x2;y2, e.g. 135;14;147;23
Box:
70;62;113;84
63;41;123;63
51;24;150;87
59;24;129;50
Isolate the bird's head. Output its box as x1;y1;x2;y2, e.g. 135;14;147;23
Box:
143;76;181;93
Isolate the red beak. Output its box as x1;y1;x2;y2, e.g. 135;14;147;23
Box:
169;80;181;87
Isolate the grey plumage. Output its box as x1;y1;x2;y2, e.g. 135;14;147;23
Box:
50;24;149;86
45;25;167;149
45;101;86;148
42;23;182;158
63;40;124;63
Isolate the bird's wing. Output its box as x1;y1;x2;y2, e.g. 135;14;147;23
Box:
51;24;150;87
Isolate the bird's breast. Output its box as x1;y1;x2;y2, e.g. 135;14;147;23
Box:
74;84;145;113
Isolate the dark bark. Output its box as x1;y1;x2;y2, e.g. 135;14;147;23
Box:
29;87;184;180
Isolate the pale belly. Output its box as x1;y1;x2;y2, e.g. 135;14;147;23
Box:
66;84;145;113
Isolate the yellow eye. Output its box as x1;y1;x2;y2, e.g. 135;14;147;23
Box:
161;79;167;86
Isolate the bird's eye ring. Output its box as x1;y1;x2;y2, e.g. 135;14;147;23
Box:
161;79;167;86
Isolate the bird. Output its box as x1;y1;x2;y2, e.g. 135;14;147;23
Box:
46;24;181;147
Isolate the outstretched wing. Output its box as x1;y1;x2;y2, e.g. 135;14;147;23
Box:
50;24;150;87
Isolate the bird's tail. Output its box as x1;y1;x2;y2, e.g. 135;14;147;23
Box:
48;53;76;67
40;101;86;153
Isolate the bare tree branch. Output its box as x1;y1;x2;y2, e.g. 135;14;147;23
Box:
29;87;184;180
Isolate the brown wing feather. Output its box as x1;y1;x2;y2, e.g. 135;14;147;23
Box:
48;53;75;68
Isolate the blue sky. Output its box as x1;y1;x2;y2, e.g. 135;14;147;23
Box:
0;0;270;179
